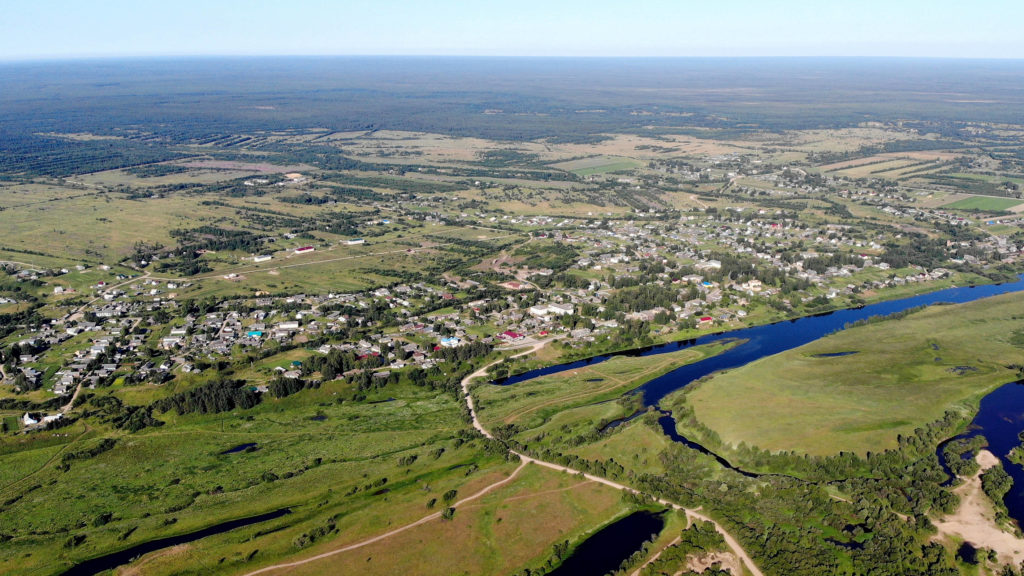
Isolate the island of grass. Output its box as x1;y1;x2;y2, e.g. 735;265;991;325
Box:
672;292;1024;457
474;341;740;439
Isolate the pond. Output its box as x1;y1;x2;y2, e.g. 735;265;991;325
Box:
546;510;666;576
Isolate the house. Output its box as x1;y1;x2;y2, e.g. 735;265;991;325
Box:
529;303;575;317
161;336;183;350
548;303;575;315
253;255;273;263
23;413;39;426
528;305;551;317
20;367;42;385
345;239;365;245
499;331;525;342
294;246;315;255
440;337;462;348
698;316;714;328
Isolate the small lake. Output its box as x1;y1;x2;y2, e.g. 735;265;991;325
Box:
58;508;291;576
943;382;1024;526
546;510;665;576
221;442;258;454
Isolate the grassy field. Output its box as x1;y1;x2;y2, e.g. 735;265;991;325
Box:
0;379;520;575
833;158;918;179
942;195;1024;211
569;417;672;476
548;156;643;176
676;292;1024;456
246;464;629;576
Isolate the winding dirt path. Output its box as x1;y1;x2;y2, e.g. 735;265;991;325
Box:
242;461;529;576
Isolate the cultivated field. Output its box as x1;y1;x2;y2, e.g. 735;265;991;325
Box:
942;195;1024;211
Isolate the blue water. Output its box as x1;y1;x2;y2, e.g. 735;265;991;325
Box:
501;276;1024;409
498;275;1024;521
811;351;859;358
945;382;1024;526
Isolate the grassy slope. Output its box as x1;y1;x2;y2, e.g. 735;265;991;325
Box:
682;292;1024;456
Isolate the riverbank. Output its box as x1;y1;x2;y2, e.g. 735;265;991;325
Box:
677;291;1024;456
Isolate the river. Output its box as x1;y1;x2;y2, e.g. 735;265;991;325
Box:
944;381;1024;525
503;275;1024;407
500;275;1024;521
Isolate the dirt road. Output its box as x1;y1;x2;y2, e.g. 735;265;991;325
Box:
241;338;764;576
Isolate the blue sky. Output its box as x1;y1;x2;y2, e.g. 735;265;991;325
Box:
2;0;1022;60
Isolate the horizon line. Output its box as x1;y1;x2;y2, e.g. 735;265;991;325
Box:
4;53;1024;65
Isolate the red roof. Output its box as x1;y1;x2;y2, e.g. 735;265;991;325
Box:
500;331;523;339
699;316;713;322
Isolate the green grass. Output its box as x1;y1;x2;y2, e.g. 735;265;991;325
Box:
678;292;1024;457
942;196;1023;211
570;418;672;476
549;156;643;177
0;380;512;575
254;464;629;576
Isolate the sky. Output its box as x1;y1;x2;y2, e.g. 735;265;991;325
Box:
2;0;1022;61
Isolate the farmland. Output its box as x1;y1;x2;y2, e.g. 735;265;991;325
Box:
942;195;1024;212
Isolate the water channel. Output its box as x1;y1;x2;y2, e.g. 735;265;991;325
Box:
59;508;291;576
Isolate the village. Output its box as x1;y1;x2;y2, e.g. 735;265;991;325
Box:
3;163;1020;429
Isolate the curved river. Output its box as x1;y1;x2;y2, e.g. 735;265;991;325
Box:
500;276;1024;406
499;275;1024;519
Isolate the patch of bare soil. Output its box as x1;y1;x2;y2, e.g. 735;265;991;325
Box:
686;550;742;575
933;450;1024;565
